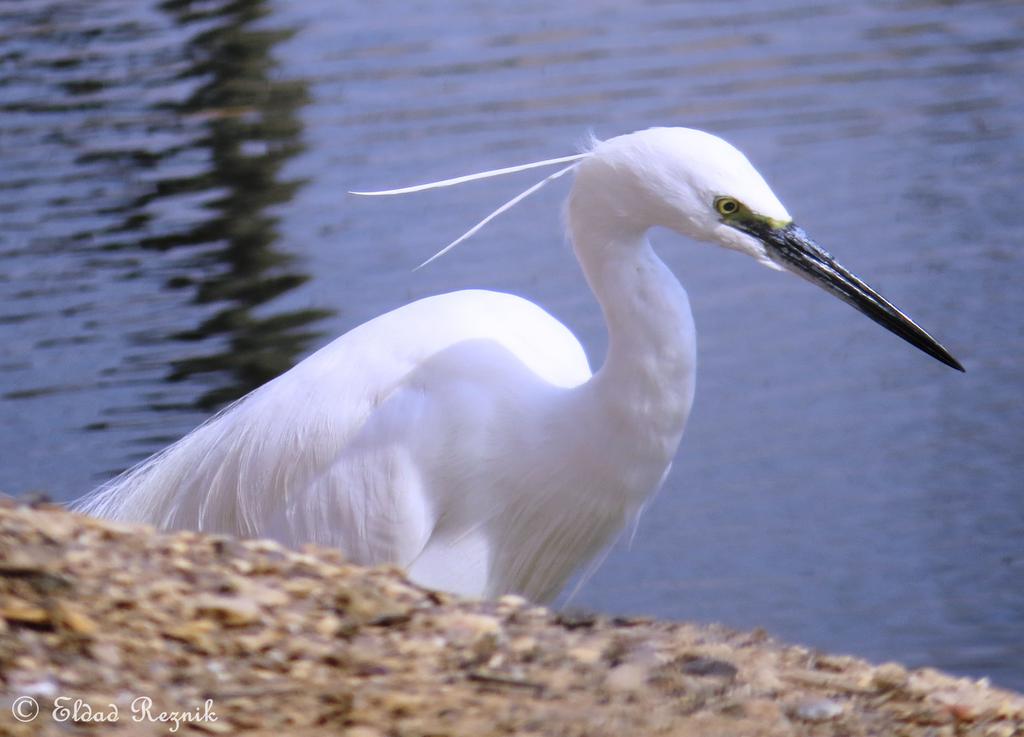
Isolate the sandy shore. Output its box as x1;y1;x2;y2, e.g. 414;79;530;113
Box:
0;498;1020;736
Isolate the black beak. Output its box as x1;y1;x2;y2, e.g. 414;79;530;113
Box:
746;222;964;371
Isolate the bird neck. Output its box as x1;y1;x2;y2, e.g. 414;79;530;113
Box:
568;214;697;496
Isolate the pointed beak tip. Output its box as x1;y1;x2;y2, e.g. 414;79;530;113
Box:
754;223;965;375
928;342;964;373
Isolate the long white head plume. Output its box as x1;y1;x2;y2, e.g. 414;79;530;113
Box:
349;151;591;268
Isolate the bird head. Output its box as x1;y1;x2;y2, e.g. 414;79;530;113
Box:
573;127;791;268
572;127;963;371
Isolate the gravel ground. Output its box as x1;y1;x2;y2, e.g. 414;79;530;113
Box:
0;498;1021;736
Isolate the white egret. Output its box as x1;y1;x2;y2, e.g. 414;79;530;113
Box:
76;127;962;603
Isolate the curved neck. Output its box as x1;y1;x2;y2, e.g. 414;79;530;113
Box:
565;207;697;497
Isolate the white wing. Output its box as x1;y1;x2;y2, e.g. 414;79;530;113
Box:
75;289;590;569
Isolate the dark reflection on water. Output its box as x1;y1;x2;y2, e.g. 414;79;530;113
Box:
0;0;329;462
1;0;1022;692
152;0;330;410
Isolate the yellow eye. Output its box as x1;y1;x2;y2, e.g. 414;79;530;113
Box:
715;197;740;216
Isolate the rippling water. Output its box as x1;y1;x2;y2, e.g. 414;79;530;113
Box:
1;0;1022;689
